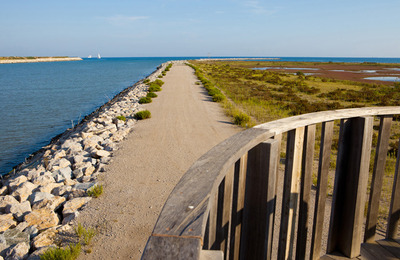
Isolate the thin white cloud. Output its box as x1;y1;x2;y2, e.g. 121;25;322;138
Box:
244;1;275;15
104;15;149;26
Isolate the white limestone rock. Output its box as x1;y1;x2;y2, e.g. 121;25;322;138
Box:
5;201;32;222
34;183;63;194
29;192;54;205
0;196;19;213
0;214;16;233
62;197;91;217
4;242;30;260
31;196;65;211
7;176;28;193
11;182;37;202
51;185;71;197
2;228;30;246
24;209;59;231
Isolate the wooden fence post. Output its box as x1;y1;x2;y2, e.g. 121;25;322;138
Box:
240;139;279;260
387;137;400;240
296;124;316;260
327;117;373;258
278;127;305;260
365;115;392;243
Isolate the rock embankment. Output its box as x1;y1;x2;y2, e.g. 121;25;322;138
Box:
0;61;172;259
0;57;82;64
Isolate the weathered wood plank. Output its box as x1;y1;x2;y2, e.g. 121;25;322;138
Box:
278;127;305;260
365;115;392;243
376;239;400;258
142;235;201;260
328;117;374;258
216;166;234;259
387;137;400;240
311;121;334;260
255;107;400;135
208;192;218;249
229;155;247;260
361;241;399;260
240;139;279;260
296;124;316;260
200;250;224;260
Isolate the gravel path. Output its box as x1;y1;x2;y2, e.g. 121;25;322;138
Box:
76;62;240;259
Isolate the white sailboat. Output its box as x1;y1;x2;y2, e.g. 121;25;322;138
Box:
97;53;101;59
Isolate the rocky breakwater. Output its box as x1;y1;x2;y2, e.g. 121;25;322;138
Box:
0;61;173;259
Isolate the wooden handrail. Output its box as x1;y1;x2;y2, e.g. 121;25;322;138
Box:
142;107;400;259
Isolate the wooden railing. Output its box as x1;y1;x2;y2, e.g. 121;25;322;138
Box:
141;107;400;260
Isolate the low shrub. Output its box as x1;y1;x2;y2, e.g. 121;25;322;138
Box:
87;185;103;198
40;244;81;260
148;84;161;92
147;92;158;98
134;110;151;120
116;115;126;122
139;97;152;104
143;79;150;84
75;223;96;246
153;79;164;86
233;112;251;127
212;94;225;102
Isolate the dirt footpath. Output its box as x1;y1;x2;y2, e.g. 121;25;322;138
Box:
76;62;240;259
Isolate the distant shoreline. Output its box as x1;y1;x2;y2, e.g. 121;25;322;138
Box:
0;57;82;64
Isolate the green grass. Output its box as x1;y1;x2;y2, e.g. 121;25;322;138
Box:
87;185;103;198
40;244;81;260
74;223;96;246
116;115;126;122
139;97;152;104
147;92;158;98
134;110;151;120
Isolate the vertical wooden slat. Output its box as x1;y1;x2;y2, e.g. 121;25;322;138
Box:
387;137;400;239
310;121;334;260
327;117;374;258
240;139;279;260
217;166;235;259
209;190;218;250
296;124;316;260
229;155;248;260
278;127;305;260
365;115;392;243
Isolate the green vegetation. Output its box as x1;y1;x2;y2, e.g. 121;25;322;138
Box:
147;92;158;98
139;97;152;104
87;185;103;198
134;110;151;120
74;223;96;246
148;84;161;92
233;112;251;127
165;63;173;71
116;115;126;122
187;63;254;127
40;244;81;260
143;79;150;84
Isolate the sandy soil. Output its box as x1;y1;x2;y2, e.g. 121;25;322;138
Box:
76;62;240;259
0;57;82;64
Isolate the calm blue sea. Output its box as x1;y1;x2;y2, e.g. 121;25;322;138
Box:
1;56;399;175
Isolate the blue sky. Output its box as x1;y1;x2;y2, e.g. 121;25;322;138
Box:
1;0;399;57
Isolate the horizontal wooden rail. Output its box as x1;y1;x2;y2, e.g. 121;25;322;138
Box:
142;107;400;260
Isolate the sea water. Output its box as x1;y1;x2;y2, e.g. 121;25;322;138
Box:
0;57;183;175
1;57;399;175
